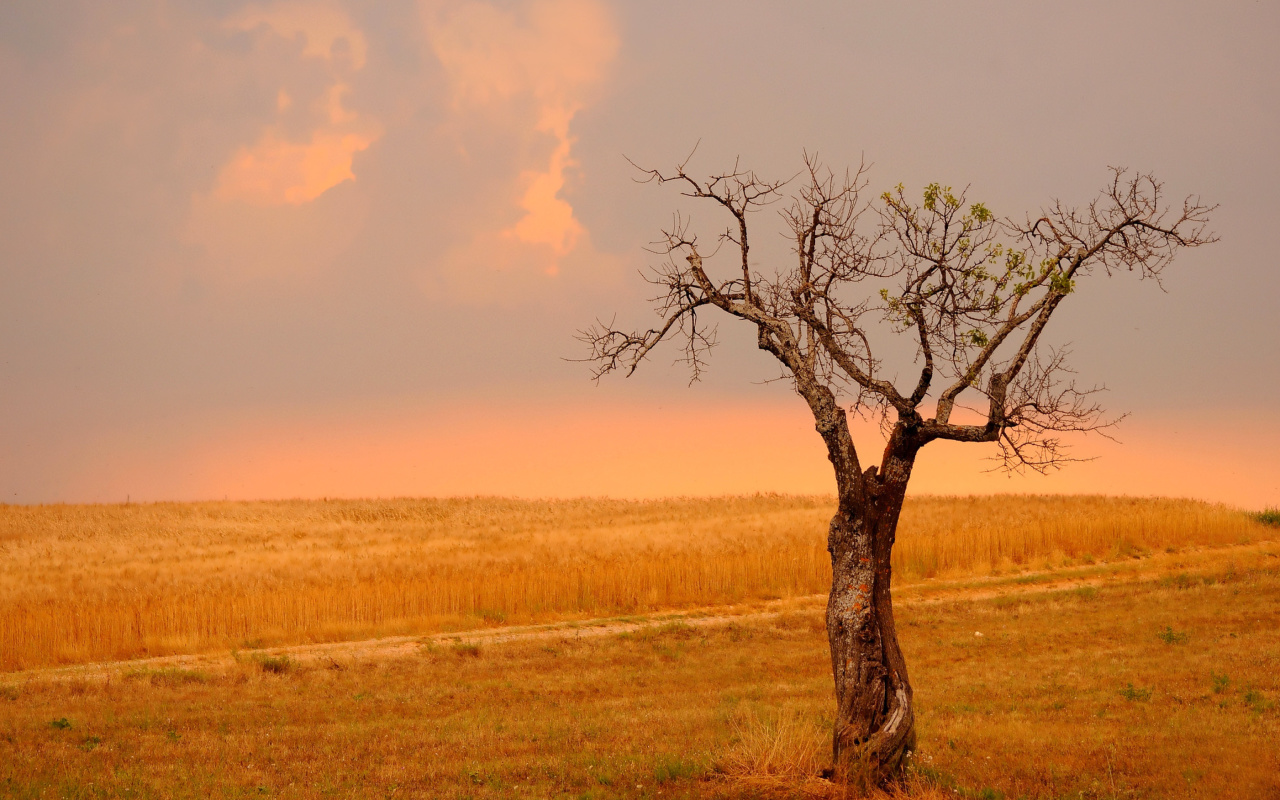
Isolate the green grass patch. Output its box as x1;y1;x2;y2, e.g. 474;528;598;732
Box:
125;667;209;687
255;654;293;674
1119;683;1152;702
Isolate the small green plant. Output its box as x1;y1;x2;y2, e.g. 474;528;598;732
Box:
0;685;18;701
166;728;181;743
652;754;703;783
1243;688;1271;712
79;735;102;752
50;717;72;730
1160;573;1198;590
126;668;209;687
1254;508;1280;527
1072;586;1099;602
1119;684;1152;702
453;642;481;658
1157;626;1189;644
256;654;292;674
1212;673;1231;694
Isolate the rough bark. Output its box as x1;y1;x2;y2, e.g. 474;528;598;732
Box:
821;420;920;785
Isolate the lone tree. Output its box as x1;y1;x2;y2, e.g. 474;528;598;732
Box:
581;152;1215;786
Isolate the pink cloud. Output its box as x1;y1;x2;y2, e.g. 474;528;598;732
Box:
212;5;381;206
424;0;619;276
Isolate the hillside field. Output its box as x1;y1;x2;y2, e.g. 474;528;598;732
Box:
2;537;1278;799
0;494;1271;671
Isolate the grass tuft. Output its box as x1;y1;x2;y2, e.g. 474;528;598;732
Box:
255;654;292;674
125;667;209;687
452;642;481;658
715;709;830;796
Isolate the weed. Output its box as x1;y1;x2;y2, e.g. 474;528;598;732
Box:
715;708;825;793
1160;573;1199;590
0;685;18;701
79;735;102;752
1119;684;1152;702
654;621;700;640
1212;673;1231;694
1243;688;1272;712
652;754;703;783
592;768;615;786
256;655;292;674
453;643;481;658
126;668;209;687
1157;626;1189;645
1255;508;1280;527
653;644;682;662
50;717;72;730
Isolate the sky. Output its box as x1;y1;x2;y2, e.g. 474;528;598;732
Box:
1;1;1277;507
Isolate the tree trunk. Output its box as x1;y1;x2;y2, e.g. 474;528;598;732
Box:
825;444;917;787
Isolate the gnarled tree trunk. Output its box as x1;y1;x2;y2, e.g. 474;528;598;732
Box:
822;424;920;786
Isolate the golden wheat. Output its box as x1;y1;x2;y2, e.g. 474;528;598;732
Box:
6;547;1278;799
0;494;1269;670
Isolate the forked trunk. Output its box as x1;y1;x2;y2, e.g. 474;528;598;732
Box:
826;450;917;787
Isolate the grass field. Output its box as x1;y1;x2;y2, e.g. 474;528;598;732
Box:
2;539;1278;799
1;495;1271;670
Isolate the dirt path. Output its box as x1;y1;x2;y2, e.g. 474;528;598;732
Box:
10;540;1274;685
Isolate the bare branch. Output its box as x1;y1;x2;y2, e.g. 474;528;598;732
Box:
582;154;1214;483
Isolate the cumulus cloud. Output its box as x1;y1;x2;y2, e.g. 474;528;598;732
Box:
423;0;619;276
213;85;380;206
228;2;369;69
212;3;381;206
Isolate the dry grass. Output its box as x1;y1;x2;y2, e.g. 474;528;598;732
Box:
1;494;1269;670
3;542;1277;799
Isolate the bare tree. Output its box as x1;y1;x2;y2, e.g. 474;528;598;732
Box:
581;151;1216;787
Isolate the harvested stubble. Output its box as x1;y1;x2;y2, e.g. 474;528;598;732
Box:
0;494;1268;670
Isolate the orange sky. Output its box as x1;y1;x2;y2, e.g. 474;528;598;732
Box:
1;1;1277;508
61;398;1280;509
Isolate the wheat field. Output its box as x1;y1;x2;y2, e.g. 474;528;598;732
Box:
0;494;1269;671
